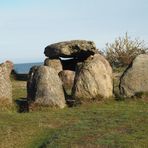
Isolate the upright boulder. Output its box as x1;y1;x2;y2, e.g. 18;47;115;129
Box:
0;61;13;106
44;58;63;73
44;40;98;59
120;54;148;97
72;54;113;103
59;70;75;95
27;66;39;100
27;66;66;108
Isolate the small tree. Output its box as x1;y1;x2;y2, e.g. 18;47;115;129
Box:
105;33;148;67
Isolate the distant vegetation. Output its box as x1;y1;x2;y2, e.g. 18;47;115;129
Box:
104;33;148;68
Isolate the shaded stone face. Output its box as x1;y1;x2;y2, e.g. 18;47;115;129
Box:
72;54;113;103
0;61;13;106
44;40;98;59
58;70;75;95
120;54;148;97
27;66;66;108
27;66;39;101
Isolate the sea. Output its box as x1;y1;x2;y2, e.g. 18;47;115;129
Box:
14;62;43;74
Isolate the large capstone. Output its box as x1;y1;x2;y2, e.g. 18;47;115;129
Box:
27;66;66;108
72;54;113;103
120;54;148;97
44;40;98;59
0;61;13;106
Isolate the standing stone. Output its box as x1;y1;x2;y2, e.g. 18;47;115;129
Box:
58;70;75;95
44;58;63;73
27;66;39;101
120;54;148;97
27;66;66;108
72;54;113;103
0;61;13;106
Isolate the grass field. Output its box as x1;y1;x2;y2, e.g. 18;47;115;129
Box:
0;79;148;148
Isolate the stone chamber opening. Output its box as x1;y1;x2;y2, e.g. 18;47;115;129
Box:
59;50;94;71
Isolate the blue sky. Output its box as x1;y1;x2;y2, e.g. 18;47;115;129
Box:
0;0;148;63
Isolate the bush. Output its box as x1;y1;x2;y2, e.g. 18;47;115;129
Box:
105;33;148;68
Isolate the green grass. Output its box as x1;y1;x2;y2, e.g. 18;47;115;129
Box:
12;80;27;100
0;79;148;148
0;100;148;148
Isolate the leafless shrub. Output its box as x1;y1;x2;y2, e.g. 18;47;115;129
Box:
105;33;148;67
